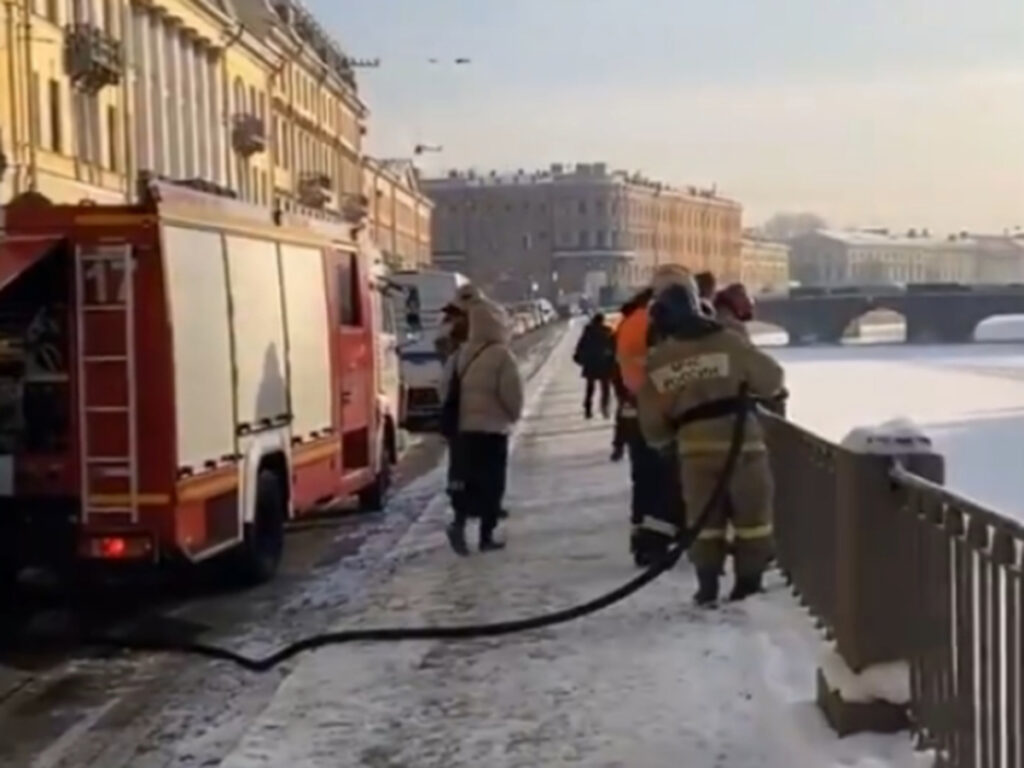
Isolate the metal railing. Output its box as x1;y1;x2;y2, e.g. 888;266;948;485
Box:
894;466;1024;768
764;413;1024;767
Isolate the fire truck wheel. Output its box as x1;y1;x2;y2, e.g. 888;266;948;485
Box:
237;469;286;585
358;447;392;512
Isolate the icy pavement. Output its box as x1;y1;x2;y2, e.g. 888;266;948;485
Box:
217;329;927;768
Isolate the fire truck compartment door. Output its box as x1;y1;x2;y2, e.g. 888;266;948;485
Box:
0;236;61;293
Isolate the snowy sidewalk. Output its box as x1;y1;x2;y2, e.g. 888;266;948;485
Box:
219;330;925;768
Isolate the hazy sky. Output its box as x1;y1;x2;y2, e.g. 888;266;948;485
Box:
312;0;1024;232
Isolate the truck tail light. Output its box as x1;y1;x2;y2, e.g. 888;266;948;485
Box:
82;534;153;560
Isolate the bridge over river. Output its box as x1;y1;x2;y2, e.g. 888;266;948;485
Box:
756;283;1024;345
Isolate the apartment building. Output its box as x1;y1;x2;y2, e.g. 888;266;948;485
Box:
1;0;367;219
2;0;132;202
363;157;433;270
423;162;743;302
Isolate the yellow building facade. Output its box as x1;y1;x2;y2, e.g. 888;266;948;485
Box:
740;236;791;293
2;0;133;202
363;157;433;270
1;0;368;220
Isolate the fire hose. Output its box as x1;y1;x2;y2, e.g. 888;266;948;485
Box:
79;388;761;673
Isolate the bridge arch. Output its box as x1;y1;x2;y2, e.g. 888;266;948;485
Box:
841;307;906;345
973;313;1024;342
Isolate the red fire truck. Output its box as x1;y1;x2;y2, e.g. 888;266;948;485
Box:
0;179;402;587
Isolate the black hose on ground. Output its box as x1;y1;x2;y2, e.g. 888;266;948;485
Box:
80;392;754;673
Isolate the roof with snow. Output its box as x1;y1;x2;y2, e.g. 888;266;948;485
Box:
803;229;1024;252
422;163;737;206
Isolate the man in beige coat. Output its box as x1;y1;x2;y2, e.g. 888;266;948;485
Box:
441;295;524;555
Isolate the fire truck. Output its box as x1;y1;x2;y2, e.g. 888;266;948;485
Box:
0;179;403;587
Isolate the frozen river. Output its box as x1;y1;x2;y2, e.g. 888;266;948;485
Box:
757;315;1024;520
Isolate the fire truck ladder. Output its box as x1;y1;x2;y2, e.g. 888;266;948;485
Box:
74;244;139;525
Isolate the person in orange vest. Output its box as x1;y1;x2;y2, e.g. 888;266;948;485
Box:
616;265;695;566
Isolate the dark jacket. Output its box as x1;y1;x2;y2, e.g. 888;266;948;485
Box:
574;320;616;379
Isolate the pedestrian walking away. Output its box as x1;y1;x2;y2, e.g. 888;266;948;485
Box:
638;272;786;606
441;296;524;555
573;313;616;419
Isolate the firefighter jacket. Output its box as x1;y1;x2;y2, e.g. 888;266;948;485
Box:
615;305;650;395
637;321;784;457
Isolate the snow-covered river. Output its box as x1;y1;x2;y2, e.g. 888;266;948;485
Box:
757;317;1024;521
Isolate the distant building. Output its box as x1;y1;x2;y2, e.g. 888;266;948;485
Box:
739;236;790;293
422;163;743;302
788;228;1024;287
362;158;433;270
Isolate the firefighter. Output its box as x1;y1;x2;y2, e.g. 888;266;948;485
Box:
616;271;688;567
713;282;755;340
637;271;785;606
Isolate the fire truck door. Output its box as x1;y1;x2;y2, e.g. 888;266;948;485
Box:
335;253;370;436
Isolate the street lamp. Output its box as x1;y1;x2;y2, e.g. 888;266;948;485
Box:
414;144;443;156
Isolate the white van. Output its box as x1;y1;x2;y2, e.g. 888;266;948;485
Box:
389;269;470;430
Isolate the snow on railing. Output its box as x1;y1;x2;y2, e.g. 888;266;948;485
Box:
765;411;1024;766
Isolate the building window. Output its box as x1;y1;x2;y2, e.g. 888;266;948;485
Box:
45;0;58;22
106;105;118;170
47;78;61;152
578;200;587;215
596;230;607;248
579;230;589;247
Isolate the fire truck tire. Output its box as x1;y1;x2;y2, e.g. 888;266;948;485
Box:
358;446;392;512
236;470;286;585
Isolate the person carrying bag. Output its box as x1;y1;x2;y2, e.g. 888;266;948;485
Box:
440;298;524;556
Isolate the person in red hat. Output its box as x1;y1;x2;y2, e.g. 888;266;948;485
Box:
713;282;755;340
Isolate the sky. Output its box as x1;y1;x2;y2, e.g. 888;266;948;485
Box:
312;0;1024;233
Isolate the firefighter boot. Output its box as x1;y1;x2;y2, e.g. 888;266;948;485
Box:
729;572;764;602
694;568;721;607
446;523;470;557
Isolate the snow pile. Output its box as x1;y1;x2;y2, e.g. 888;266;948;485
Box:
841;419;932;455
819;647;911;705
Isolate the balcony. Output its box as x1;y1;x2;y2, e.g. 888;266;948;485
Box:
298;172;333;208
231;114;266;157
63;24;122;93
340;193;369;224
